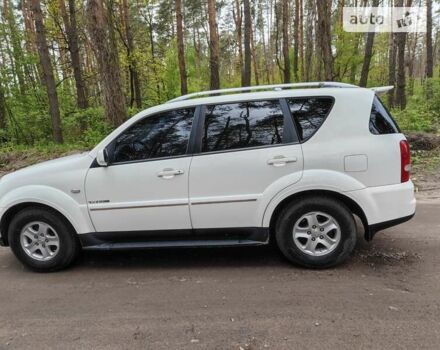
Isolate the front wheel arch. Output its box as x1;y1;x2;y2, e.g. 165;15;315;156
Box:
1;202;78;247
268;190;370;242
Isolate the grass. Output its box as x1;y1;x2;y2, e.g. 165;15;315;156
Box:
411;148;440;173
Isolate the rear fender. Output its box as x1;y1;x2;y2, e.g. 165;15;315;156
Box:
261;169;366;227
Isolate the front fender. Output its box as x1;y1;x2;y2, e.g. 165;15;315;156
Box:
261;169;367;227
0;185;94;234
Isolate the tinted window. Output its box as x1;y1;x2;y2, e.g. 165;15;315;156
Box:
112;108;194;163
202;100;284;152
287;97;334;141
369;96;400;134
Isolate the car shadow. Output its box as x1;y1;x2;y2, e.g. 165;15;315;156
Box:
74;230;373;271
76;244;288;270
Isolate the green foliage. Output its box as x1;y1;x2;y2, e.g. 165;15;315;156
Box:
0;141;87;157
0;0;439;155
62;107;112;147
392;79;440;134
163;43;181;100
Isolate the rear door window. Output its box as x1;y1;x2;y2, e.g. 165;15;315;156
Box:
287;97;334;141
201;100;285;153
369;96;400;134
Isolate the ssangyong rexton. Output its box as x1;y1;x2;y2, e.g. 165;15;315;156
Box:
0;82;416;271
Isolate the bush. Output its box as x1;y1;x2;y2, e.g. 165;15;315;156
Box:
391;79;440;134
62;106;113;147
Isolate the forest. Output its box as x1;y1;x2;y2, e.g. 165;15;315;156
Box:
0;0;439;151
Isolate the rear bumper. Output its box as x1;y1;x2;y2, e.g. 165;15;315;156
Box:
367;212;415;240
347;181;416;240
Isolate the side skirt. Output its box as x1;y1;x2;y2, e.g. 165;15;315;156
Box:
79;227;270;250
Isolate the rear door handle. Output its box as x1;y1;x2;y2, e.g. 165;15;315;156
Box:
157;168;184;179
267;156;298;167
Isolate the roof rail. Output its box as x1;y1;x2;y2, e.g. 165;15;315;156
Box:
166;81;358;103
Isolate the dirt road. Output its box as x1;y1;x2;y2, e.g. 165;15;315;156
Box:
0;201;439;350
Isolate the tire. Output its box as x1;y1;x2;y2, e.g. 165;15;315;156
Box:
8;207;80;272
275;196;357;268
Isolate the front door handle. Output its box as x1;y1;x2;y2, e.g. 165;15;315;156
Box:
267;156;298;167
157;168;184;179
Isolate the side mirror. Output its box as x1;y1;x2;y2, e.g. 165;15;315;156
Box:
96;148;109;167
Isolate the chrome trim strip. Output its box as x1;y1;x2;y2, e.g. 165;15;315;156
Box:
89;203;188;211
191;198;257;205
89;198;258;211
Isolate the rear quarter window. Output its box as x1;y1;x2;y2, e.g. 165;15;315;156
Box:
287;97;334;141
369;96;400;134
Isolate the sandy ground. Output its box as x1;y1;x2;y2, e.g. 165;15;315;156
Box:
0;201;439;350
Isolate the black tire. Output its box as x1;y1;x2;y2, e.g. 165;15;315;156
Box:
275;196;357;268
8;207;80;272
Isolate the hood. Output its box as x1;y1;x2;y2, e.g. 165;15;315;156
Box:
1;152;93;187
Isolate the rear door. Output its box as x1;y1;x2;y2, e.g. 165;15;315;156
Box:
188;99;303;229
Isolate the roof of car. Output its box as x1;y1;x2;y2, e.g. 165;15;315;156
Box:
160;82;392;110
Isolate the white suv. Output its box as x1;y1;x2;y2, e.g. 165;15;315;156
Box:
0;82;416;271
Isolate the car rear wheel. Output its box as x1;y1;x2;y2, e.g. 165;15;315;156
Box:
8;207;80;272
275;196;357;268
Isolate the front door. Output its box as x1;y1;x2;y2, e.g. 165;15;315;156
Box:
85;107;195;233
189;100;303;229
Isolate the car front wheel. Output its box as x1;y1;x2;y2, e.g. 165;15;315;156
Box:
8;207;80;272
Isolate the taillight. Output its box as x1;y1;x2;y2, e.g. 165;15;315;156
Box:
400;140;411;183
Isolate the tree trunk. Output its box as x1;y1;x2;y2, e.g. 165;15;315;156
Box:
394;0;406;110
250;15;259;85
425;0;433;78
4;0;26;95
358;0;379;87
282;0;290;83
86;0;127;127
406;33;417;96
59;0;89;111
22;0;38;55
207;0;220;90
175;0;188;95
193;24;201;81
293;0;299;81
122;0;142;108
258;0;270;84
388;32;396;107
233;0;243;85
22;0;42;86
359;33;375;87
316;0;333;81
395;30;407;109
425;0;433;98
304;0;314;81
0;82;7;132
31;0;63;143
145;8;161;102
243;0;252;86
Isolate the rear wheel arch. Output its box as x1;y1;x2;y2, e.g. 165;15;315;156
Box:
267;190;370;241
1;203;78;246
